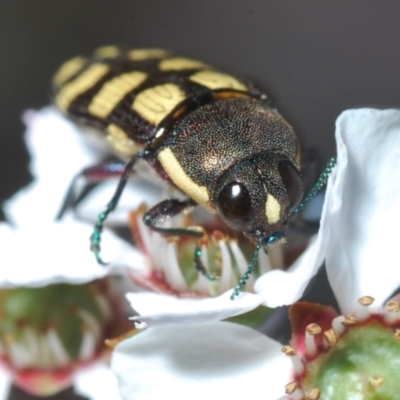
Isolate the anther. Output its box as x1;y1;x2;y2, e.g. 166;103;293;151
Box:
343;313;357;326
306;388;321;400
212;230;225;242
356;296;374;321
323;329;339;347
358;296;375;306
394;329;400;342
369;374;384;388
332;316;346;335
285;382;297;394
305;323;321;358
284;382;303;400
384;301;400;324
282;346;304;375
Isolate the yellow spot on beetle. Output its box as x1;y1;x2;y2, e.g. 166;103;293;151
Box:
128;49;170;61
159;57;209;71
158;148;211;210
94;45;120;58
53;57;86;87
56;63;110;112
88;71;148;118
265;194;281;224
106;124;143;157
190;70;248;91
132;83;186;125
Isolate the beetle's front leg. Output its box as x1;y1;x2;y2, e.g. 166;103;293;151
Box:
143;198;202;237
143;198;218;281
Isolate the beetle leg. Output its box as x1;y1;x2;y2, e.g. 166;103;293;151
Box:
143;198;201;236
143;199;220;281
56;162;126;220
91;150;151;265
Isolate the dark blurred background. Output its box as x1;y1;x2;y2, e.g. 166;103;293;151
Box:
1;0;400;205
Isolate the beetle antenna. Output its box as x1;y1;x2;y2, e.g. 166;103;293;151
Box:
230;237;262;300
290;157;336;216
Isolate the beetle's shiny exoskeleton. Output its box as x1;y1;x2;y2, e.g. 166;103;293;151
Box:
53;45;309;298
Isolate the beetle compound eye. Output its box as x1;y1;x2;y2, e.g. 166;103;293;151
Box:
217;182;252;228
278;161;303;212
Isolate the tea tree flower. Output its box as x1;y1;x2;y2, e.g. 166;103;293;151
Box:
0;108;140;397
112;294;400;400
111;109;400;400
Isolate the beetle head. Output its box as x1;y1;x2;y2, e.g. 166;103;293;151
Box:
213;153;303;247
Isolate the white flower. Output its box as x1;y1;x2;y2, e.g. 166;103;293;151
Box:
111;109;400;400
1;107;142;287
0;107;142;398
255;108;400;313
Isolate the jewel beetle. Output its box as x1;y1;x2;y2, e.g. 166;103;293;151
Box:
52;45;334;298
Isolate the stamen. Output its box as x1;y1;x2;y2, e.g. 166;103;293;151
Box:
323;329;339;348
282;346;305;375
8;341;31;369
343;313;358;326
384;301;400;324
305;323;321;358
331;316;346;335
267;240;285;269
39;333;53;368
306;388;321;400
285;382;303;400
94;293;112;321
355;296;374;321
79;328;97;360
258;248;272;274
216;234;235;293
78;309;102;342
369;374;384;388
46;329;70;367
230;239;261;300
23;328;39;361
163;242;188;292
394;329;400;342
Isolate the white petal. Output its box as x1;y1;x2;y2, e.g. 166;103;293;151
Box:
254;234;327;307
0;367;11;398
325;109;400;312
0;219;145;287
75;363;122;400
255;108;400;311
111;321;290;400
5;107;101;225
253;160;336;307
126;290;263;327
254;170;335;308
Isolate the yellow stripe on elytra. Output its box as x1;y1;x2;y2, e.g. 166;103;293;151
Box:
88;71;148;118
55;63;110;112
190;70;248;91
158;148;211;210
159;57;208;71
53;57;86;87
94;45;120;58
128;49;170;61
132;83;186;125
106;124;143;157
265;194;281;225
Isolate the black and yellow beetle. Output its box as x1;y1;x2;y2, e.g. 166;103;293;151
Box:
53;45;334;298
